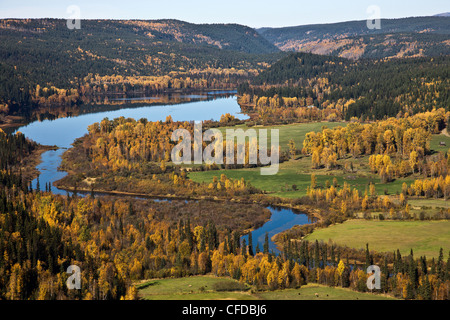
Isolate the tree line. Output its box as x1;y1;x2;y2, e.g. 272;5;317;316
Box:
238;52;450;121
302;109;447;182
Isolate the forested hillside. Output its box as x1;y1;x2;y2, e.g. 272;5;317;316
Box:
258;16;450;59
238;52;450;121
0;18;282;119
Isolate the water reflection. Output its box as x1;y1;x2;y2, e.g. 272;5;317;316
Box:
242;206;314;254
16;93;247;194
16;92;312;254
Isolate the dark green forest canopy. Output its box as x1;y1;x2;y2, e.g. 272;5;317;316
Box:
0;18;280;83
257;17;450;60
1;18;448;122
0;130;37;171
258;16;450;42
238;52;450;120
0;18;283;109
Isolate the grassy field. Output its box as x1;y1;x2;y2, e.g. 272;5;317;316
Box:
304;220;450;258
137;275;395;300
257;283;395;300
137;276;256;300
190;127;449;200
430;133;450;154
408;199;450;209
217;121;347;152
189;157;415;199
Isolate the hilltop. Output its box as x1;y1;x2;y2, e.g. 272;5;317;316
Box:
238;52;450;120
258;16;450;59
0;18;282;119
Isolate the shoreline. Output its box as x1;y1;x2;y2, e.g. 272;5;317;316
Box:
54;183;277;235
54;182;322;253
19;144;58;182
54;182;323;222
0;88;238;132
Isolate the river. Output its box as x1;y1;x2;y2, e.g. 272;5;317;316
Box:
15;92;312;253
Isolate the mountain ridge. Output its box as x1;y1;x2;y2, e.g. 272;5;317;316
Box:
256;16;450;59
434;12;450;17
0;18;282;116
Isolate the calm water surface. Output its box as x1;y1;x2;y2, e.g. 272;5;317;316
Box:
18;95;246;193
16;93;312;253
243;206;313;254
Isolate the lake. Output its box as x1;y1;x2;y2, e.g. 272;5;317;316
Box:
16;92;312;254
18;93;246;193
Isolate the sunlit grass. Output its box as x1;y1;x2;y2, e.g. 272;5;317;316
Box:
304;220;450;258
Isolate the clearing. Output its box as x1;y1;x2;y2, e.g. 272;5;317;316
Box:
304;219;450;258
137;275;395;300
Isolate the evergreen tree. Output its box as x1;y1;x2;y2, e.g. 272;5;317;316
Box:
396;249;403;273
420;256;427;275
382;258;389;293
321;243;327;269
341;266;350;288
314;240;320;269
405;281;415;300
223;237;229;255
422;276;432;300
199;233;206;252
437;248;444;280
241;238;247;257
330;245;336;267
110;201;115;215
227;232;234;254
446;252;450;281
365;243;371;269
408;257;419;289
233;231;241;249
430;258;436;275
248;232;254;256
128;202;134;216
263;232;269;254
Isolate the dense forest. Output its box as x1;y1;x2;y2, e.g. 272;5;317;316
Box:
0;129;37;171
238;52;450;121
0;130;271;299
0;18;283;121
0;172;272;299
1;106;450;300
54;115;288;198
56;109;450;226
258;16;450;59
302;109;447;175
2;17;448;125
1;173;449;300
1;15;449;301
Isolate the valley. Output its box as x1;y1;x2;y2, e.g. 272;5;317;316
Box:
0;11;449;303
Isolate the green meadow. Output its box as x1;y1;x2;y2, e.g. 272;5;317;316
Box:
304;220;450;259
189;157;415;199
190;125;447;200
216;121;346;152
257;283;395;300
430;134;450;154
137;275;395;300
